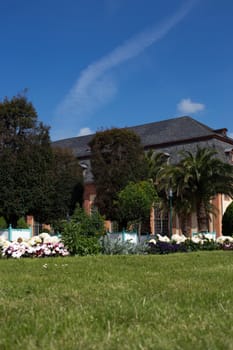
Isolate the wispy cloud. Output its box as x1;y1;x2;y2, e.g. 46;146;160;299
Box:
77;127;94;136
228;132;233;139
177;98;205;114
54;1;197;139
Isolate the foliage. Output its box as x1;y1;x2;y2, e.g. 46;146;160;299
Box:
157;147;233;233
71;204;105;236
0;216;7;229
0;94;53;225
61;205;105;255
0;94;83;225
89;128;148;222
60;222;81;255
61;221;101;255
100;235;149;255
184;238;220;252
48;147;83;224
117;180;158;232
16;217;29;229
222;201;233;235
148;234;222;254
71;234;100;256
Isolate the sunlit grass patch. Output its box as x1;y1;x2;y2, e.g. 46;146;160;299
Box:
0;252;233;349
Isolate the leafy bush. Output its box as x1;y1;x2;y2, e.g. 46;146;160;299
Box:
0;216;7;229
16;217;29;229
71;204;105;236
61;222;82;255
222;202;233;235
73;235;101;256
60;204;105;255
61;221;101;255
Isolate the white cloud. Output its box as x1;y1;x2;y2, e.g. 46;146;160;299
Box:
177;98;205;114
54;0;197;139
77;127;94;136
228;132;233;139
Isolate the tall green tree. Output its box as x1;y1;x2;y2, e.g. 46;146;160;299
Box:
49;147;83;224
158;147;233;233
0;94;53;225
89;128;148;222
0;95;83;225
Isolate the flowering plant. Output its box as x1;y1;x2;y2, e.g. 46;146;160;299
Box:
148;233;233;254
0;233;69;259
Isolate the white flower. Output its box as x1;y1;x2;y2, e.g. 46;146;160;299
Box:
217;236;233;244
39;232;50;240
191;236;202;244
148;239;156;245
204;233;216;241
157;234;170;242
171;234;187;243
12;251;23;258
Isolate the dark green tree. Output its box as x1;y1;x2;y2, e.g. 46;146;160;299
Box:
89;128;148;223
0;94;84;226
0;94;53;225
49;147;83;224
222;202;233;235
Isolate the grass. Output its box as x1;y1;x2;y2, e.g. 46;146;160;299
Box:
0;251;233;350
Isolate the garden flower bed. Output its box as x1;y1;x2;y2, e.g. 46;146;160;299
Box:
0;232;69;258
148;233;233;254
1;231;233;258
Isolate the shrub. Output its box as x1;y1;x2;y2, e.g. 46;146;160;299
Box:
71;204;105;236
73;235;101;256
0;216;7;229
16;217;29;229
61;222;82;255
222;202;233;235
61;221;101;255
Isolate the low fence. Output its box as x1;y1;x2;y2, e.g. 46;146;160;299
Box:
0;225;32;241
107;231;151;244
192;231;216;240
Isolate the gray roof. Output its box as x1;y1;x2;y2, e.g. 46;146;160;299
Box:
52;116;233;159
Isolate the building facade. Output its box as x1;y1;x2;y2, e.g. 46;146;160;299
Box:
53;116;233;237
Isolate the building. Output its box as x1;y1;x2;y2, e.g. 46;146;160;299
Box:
53;116;233;237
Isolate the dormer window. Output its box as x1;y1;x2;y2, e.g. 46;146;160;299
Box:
215;128;228;137
224;148;233;164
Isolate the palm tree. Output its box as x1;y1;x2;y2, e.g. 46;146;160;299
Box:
158;147;233;233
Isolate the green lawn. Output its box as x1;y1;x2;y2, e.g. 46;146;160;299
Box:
0;251;233;350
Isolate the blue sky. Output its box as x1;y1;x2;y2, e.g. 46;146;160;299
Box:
1;0;233;141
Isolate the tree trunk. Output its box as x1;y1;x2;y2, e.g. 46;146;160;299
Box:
179;213;190;237
197;201;208;232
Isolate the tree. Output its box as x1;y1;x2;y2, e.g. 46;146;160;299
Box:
0;95;84;226
222;202;233;235
0;94;53;225
117;180;158;236
158;147;233;233
89;128;148;223
49;147;83;224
